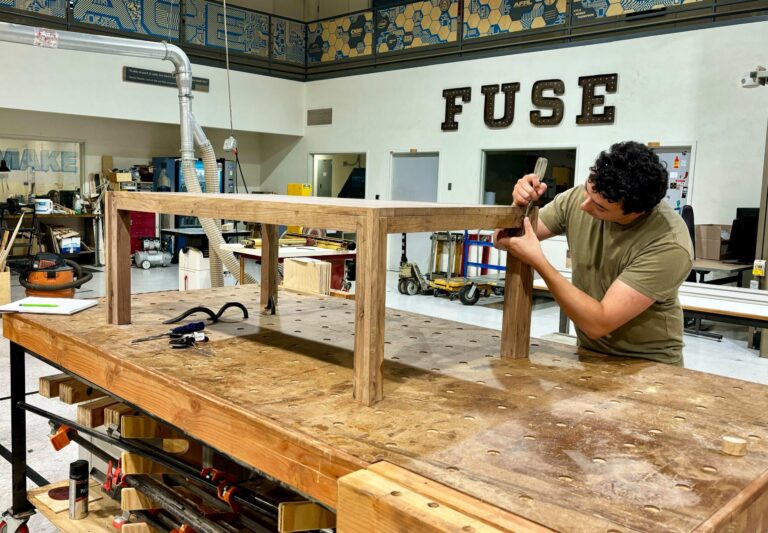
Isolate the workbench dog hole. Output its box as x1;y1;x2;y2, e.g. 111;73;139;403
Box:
675;483;693;491
674;416;686;421
487;449;501;456
390;491;402;497
643;505;661;513
702;465;718;473
427;502;440;508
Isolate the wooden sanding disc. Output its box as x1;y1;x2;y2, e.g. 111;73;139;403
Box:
47;486;69;500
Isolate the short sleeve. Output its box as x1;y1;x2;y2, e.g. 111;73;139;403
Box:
618;243;693;301
538;186;579;236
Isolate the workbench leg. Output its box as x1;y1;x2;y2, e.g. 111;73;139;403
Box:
260;224;279;313
106;193;131;324
240;255;246;285
10;342;32;515
559;309;570;334
353;215;387;405
501;211;537;358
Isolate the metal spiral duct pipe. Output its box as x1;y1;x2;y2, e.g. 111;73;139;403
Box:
0;22;251;285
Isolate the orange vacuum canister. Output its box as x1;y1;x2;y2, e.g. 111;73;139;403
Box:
19;253;93;298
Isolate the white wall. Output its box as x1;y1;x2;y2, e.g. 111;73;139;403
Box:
0;39;305;137
265;21;768;232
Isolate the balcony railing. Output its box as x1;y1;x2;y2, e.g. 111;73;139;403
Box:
1;0;765;80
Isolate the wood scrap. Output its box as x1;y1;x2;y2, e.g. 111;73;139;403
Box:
59;380;106;404
105;402;139;428
0;213;23;271
76;396;119;428
38;373;75;398
283;258;331;296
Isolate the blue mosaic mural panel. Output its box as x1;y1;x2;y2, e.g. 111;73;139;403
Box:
72;0;180;39
572;0;701;20
185;0;268;57
1;0;66;18
463;0;566;39
307;12;373;64
271;17;306;65
376;0;458;53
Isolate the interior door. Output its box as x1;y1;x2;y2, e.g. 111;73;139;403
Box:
388;153;439;271
316;159;332;197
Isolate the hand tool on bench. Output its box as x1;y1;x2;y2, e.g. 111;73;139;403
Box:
524;156;549;219
131;321;205;344
498;157;548;239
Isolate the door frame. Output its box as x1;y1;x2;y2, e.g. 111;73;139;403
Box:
388;151;441;271
388;150;441;202
478;144;581;205
308;151;368;198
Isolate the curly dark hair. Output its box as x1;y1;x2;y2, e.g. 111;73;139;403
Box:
589;141;668;214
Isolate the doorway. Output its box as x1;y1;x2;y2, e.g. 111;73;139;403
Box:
482;148;577;208
389;152;439;271
311;153;366;198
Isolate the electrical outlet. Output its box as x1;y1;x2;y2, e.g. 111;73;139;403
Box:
448;183;452;191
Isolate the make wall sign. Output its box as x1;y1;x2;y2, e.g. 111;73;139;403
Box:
441;74;618;131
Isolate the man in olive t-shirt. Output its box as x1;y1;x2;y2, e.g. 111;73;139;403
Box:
494;142;693;364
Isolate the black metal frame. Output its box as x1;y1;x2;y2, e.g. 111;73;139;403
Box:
3;340;333;524
8;342;36;517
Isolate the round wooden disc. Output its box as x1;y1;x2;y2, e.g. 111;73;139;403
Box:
721;434;748;456
47;486;69;500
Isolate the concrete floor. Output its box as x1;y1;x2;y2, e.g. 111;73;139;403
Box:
1;264;767;529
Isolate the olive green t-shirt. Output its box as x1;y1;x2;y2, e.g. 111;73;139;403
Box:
538;185;693;364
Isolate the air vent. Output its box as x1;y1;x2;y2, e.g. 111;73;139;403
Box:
307;108;332;126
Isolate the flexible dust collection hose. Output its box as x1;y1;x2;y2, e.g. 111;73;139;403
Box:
201;141;223;287
184;117;255;285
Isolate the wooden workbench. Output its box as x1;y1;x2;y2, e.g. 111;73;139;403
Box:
6;286;768;532
106;191;532;405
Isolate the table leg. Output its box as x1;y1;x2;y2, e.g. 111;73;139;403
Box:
10;341;32;514
353;215;387;405
260;224;279;313
106;194;131;324
501;212;535;358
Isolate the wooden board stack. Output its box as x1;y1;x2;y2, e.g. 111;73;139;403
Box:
283;258;331;296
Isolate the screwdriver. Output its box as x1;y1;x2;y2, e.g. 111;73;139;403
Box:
131;321;206;344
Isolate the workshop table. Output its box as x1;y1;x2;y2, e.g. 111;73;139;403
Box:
5;286;768;532
691;258;752;285
221;243;356;291
161;227;251;263
108;192;529;405
534;269;768;338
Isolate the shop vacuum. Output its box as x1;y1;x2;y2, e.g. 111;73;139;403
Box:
19;253;93;298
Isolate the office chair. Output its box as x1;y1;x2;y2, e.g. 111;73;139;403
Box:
681;205;696;283
681;205;722;340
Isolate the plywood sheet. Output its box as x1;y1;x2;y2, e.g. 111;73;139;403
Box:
7;286;768;532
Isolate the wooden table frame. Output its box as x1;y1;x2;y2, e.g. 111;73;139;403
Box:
106;191;532;405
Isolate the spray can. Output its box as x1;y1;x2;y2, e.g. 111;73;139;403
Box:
68;459;89;519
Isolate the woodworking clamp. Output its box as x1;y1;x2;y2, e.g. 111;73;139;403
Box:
163;302;248;324
201;467;241;512
131;321;206;343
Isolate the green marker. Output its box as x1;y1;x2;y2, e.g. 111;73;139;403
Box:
19;303;59;308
